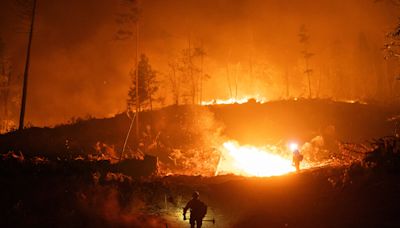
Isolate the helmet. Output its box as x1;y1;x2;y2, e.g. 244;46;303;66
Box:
192;191;200;198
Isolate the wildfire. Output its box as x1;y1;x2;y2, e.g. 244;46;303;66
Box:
216;141;296;177
201;96;267;106
340;99;368;105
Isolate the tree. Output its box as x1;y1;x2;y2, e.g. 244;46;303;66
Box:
195;46;208;104
116;0;141;136
167;61;181;105
180;47;200;104
299;25;315;98
376;0;400;102
127;54;158;111
15;0;37;130
177;43;208;105
384;20;400;60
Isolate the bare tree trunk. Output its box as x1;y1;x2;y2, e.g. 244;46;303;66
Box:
171;64;179;105
188;37;196;105
305;58;312;98
316;68;322;98
135;21;140;138
19;0;37;131
147;78;153;111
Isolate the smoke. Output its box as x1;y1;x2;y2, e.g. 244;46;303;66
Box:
301;135;331;162
156;106;225;175
76;185;168;228
0;0;398;126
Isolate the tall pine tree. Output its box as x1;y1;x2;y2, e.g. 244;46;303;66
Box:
127;54;158;111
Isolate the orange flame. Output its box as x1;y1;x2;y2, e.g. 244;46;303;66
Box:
216;141;296;177
201;96;267;106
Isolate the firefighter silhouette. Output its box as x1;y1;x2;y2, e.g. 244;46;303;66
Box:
292;149;303;172
183;191;207;228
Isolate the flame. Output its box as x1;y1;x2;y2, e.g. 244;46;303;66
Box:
201;97;369;106
339;99;368;105
216;141;296;177
201;96;267;106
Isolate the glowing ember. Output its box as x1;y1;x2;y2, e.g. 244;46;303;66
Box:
216;141;296;177
201;96;267;106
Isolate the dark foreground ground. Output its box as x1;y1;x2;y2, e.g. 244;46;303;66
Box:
1;154;399;228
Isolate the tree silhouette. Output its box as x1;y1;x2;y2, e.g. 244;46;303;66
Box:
178;44;208;105
14;0;37;130
299;25;315;98
116;0;141;136
127;54;158;111
167;61;181;105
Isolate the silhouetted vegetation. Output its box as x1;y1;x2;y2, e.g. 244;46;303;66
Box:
127;54;159;111
298;25;315;98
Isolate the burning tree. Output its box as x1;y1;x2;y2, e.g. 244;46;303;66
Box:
127;54;159;111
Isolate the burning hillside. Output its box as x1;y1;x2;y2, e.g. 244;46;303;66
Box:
201;96;268;106
0;100;395;176
1;0;400;226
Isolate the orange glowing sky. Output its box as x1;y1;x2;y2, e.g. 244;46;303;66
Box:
0;0;399;126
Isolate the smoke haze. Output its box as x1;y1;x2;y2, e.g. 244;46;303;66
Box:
0;0;398;126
